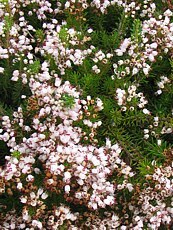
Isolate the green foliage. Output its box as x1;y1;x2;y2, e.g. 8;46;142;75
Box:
137;158;155;177
35;29;45;43
11;151;21;159
61;94;75;108
4;14;13;33
131;19;142;43
28;60;41;74
59;26;69;44
0;0;8;3
0;0;173;228
145;140;171;160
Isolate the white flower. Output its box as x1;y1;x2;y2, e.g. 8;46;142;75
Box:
60;134;70;144
64;185;70;193
37;188;44;196
143;67;150;75
92;156;100;166
41;192;48;199
157;139;162;146
143;108;150;115
17;182;23;190
20;196;27;203
30;192;36;199
12;158;19;164
26;174;34;182
87;28;93;33
157;82;164;89
64;171;71;181
32;220;42;229
104;196;114;205
156;89;162;95
87;95;91;101
148;54;155;62
92;203;98;210
77;179;84;185
106;138;111;148
55;77;61;87
11;70;20;81
126;183;133;192
79;173;86;180
51;164;58;172
27;53;33;60
121;166;131;175
150;42;158;49
31;200;37;206
164;9;173;17
38;134;46;139
115;49;123;56
0;67;4;73
132;67;139;75
65;1;70;8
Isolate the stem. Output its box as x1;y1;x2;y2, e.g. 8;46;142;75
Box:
118;10;127;39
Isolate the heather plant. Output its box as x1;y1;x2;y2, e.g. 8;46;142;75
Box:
0;0;173;229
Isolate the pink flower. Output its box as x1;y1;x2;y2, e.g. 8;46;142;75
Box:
60;134;70;144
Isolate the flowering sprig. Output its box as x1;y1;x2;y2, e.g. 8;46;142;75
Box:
0;80;134;211
0;0;173;229
115;84;150;115
113;9;173;78
128;150;173;229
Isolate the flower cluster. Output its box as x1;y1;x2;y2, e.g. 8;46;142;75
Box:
92;50;113;74
1;205;78;229
91;0;156;17
0;57;134;227
41;25;94;75
80;96;103;144
155;75;171;95
128;150;173;229
0;0;173;229
113;9;173;78
0;95;134;210
143;115;173;146
115;84;150;114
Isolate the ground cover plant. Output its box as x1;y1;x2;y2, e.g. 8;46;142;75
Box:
0;0;173;229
